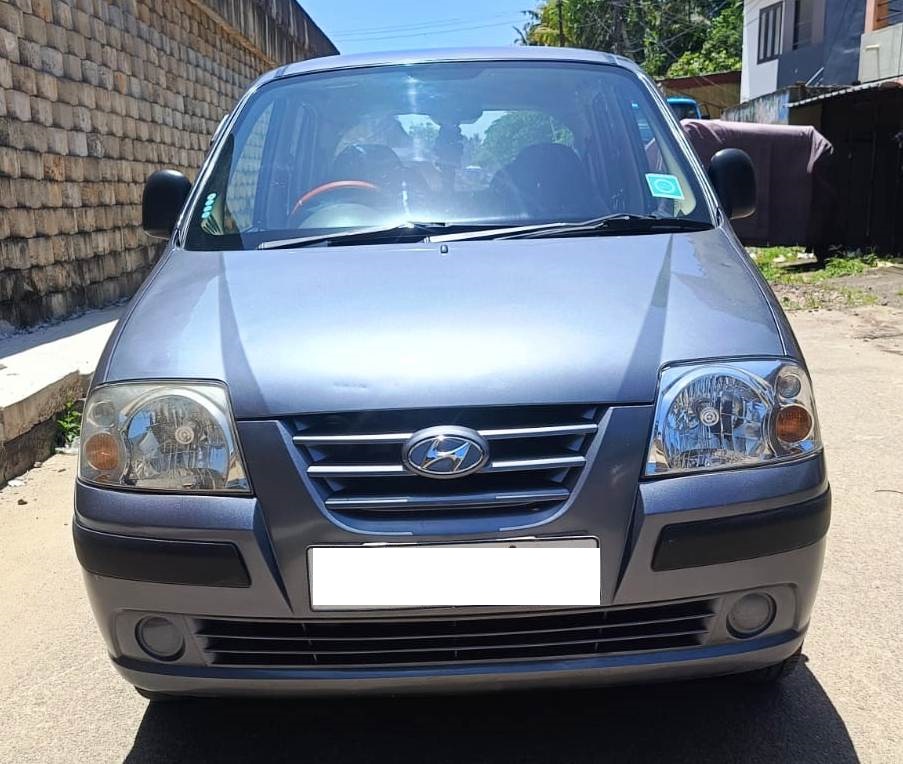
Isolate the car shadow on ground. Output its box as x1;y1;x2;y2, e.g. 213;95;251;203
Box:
125;665;858;763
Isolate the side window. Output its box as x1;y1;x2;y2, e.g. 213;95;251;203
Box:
758;2;783;63
226;103;274;230
621;95;699;218
629;100;665;174
631;103;655;145
592;93;642;214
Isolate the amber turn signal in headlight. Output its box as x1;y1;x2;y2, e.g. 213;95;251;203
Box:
83;432;122;472
775;404;813;445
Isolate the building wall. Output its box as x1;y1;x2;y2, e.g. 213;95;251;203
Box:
742;0;780;101
775;42;825;87
0;0;335;331
776;0;864;89
726;86;794;123
860;23;903;81
743;0;867;102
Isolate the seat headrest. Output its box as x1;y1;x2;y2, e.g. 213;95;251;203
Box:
332;144;404;187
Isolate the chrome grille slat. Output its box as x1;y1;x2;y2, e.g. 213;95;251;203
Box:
289;404;601;518
307;464;407;478
292;423;598;446
487;455;587;472
479;423;598;440
307;455;586;479
324;487;571;512
195;599;718;669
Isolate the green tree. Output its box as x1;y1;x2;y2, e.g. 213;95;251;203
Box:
517;0;740;78
666;0;742;76
515;5;567;46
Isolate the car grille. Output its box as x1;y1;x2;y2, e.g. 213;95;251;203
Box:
287;404;601;517
193;598;717;669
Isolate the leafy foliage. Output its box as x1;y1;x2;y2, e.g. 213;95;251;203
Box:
57;400;82;446
666;1;742;77
752;247;882;285
517;0;742;78
751;247;884;310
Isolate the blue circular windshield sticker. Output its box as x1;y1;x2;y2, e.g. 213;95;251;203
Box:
645;173;685;201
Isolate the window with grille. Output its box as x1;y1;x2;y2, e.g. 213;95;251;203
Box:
793;0;815;49
758;2;784;63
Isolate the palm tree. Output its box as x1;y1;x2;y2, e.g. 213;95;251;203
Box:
515;2;571;46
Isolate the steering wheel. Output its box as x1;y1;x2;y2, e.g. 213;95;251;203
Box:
291;180;382;215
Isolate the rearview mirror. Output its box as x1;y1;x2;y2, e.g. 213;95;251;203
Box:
707;149;756;220
142;170;191;239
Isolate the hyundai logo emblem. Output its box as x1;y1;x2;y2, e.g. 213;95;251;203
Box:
402;426;490;479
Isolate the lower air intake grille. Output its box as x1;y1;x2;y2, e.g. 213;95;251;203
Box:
287;404;601;517
194;599;717;669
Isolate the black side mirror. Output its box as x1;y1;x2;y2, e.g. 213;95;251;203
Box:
142;170;191;239
707;148;756;220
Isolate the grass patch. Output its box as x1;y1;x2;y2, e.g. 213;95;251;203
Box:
837;287;879;307
750;247;882;286
750;247;805;283
821;255;877;278
750;247;885;310
750;247;884;284
776;285;877;311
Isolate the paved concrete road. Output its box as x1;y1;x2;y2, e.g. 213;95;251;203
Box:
1;307;901;763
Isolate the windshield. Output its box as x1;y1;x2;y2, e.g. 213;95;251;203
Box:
669;101;700;121
185;61;712;250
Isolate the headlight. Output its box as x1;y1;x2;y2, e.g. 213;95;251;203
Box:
646;360;821;476
79;382;250;493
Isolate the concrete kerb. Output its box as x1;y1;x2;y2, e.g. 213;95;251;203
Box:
0;307;120;485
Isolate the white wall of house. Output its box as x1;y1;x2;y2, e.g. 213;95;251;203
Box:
859;23;903;82
742;0;781;101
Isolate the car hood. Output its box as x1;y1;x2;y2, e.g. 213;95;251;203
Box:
103;230;785;418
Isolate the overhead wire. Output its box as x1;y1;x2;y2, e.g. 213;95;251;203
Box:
332;20;524;43
331;13;524;42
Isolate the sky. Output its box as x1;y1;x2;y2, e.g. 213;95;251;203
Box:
301;1;535;55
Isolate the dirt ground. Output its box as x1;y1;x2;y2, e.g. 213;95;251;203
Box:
770;263;903;313
839;264;903;309
1;305;902;763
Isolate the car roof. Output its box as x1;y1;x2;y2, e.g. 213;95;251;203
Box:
263;47;640;85
667;96;698;104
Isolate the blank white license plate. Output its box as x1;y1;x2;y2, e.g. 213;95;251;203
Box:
308;538;601;610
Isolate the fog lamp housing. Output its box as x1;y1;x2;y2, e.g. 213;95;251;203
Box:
727;593;776;638
136;616;185;661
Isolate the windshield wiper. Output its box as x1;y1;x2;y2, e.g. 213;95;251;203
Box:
258;222;499;250
258;214;713;250
430;214;713;243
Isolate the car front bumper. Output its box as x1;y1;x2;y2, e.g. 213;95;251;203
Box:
109;632;807;697
73;434;829;697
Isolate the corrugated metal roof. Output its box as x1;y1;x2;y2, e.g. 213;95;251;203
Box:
790;78;903;107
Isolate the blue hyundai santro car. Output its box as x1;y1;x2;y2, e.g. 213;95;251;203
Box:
73;48;829;700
